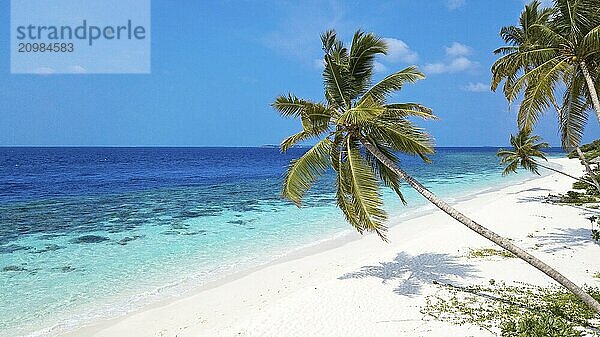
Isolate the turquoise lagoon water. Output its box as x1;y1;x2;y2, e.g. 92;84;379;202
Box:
0;147;562;336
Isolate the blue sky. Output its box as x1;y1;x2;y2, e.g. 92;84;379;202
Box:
1;0;598;147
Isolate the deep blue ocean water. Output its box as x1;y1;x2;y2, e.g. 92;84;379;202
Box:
0;147;563;336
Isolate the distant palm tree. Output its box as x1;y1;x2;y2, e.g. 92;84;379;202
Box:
273;29;600;313
492;0;600;192
497;129;595;185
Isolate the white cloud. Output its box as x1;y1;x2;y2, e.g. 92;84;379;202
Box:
423;43;477;75
68;65;87;74
461;82;490;92
450;57;475;71
383;38;418;63
422;63;446;74
447;0;466;10
373;61;387;73
445;42;471;57
424;56;476;74
33;67;55;75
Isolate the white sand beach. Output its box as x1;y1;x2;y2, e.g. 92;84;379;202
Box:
65;157;599;337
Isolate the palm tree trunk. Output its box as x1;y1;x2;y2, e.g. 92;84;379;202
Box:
361;139;600;313
575;147;600;194
535;161;596;186
580;61;600;124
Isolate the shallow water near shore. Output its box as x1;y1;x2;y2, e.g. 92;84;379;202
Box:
0;147;562;337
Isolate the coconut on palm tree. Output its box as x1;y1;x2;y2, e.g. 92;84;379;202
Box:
273;29;600;313
497;129;595;185
491;0;600;193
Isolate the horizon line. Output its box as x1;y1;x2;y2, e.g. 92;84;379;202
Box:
0;145;567;149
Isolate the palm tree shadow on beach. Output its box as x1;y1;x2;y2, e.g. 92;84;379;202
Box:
338;252;479;297
509;187;552;195
516;195;552;203
536;228;599;253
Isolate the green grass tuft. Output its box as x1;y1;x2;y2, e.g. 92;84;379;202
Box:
468;248;516;259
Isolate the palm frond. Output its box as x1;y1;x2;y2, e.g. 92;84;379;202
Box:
272;94;308;118
345;137;387;239
581;25;600;57
383;103;436;120
321;30;351;109
358;67;425;105
272;94;330;119
364;140;406;204
517;58;569;130
496;147;520;176
494;46;519;55
348;30;387;100
560;73;590;149
337;95;384;126
282;138;332;205
503;49;564;102
366;119;434;162
336;161;360;229
280;130;314;153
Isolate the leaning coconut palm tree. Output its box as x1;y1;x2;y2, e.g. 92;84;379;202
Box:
273;29;600;312
492;0;600;193
497;129;595;185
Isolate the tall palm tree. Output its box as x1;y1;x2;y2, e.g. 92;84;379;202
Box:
494;0;600;125
273;29;600;313
497;129;595;185
491;0;600;193
491;0;554;129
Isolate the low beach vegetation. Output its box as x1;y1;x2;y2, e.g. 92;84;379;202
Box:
467;248;516;259
423;282;600;336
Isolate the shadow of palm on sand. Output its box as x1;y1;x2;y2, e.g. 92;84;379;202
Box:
536;228;599;253
338;252;479;296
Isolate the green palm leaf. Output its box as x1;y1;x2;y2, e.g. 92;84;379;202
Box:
582;25;600;57
359;66;425;105
345;137;387;238
336;95;384;126
280;130;315;153
321;30;351;109
348;31;387;100
383;103;436;120
272;94;309;118
336;157;360;230
282;138;332;205
560;73;589;149
366;119;434;161
364;141;406;204
517;58;570;129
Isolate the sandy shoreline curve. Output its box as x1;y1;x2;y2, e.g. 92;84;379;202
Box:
59;157;599;337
